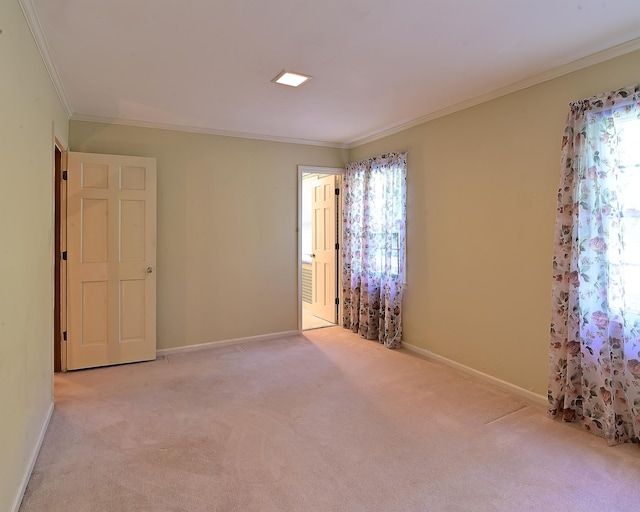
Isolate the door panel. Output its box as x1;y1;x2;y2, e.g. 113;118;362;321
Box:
81;198;108;262
120;279;146;341
311;175;336;322
81;280;108;345
120;200;146;260
67;152;157;370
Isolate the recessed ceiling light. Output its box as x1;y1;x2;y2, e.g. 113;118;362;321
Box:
272;71;312;87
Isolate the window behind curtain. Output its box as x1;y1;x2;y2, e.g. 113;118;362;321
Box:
342;151;406;348
367;171;403;277
616;115;640;313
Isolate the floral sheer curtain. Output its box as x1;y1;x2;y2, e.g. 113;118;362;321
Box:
342;152;407;348
549;84;640;445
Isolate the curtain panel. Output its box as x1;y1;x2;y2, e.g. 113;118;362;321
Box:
342;152;407;348
549;84;640;445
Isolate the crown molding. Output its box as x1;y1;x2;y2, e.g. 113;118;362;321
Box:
19;0;73;117
347;36;640;149
17;0;640;151
70;113;349;149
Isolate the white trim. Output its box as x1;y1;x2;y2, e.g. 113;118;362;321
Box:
156;330;299;357
18;0;73;117
11;402;54;512
347;36;640;148
297;168;304;334
70;113;349;149
402;342;547;406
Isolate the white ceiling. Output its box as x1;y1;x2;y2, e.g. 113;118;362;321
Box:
25;0;640;147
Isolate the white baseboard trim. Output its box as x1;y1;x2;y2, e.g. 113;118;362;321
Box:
402;342;547;406
12;401;54;512
156;330;300;357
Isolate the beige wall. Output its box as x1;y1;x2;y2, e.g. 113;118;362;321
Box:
350;49;640;397
0;1;69;510
69;122;347;349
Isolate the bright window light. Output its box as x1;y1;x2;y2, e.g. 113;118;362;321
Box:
272;71;311;87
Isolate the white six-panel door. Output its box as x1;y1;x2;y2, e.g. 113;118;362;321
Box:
66;152;157;370
311;174;337;322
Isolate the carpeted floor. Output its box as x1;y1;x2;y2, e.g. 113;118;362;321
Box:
19;327;640;511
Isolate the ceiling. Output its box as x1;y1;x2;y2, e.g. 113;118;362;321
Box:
25;0;640;147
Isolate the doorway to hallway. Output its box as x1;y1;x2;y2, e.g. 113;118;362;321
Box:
298;166;343;331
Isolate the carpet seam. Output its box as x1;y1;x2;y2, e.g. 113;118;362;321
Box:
484;405;529;425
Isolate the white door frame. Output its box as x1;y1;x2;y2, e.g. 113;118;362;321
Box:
297;165;344;332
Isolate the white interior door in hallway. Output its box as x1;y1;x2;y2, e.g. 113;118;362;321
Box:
66;152;157;370
310;174;337;322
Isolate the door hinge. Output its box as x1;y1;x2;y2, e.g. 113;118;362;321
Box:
62;251;67;261
62;170;68;181
335;242;339;250
63;331;67;342
335;297;339;305
335;188;340;196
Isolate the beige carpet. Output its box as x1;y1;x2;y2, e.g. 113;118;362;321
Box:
19;327;640;511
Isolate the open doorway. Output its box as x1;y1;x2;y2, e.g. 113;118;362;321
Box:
298;166;343;331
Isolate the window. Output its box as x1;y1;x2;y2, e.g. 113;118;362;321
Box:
615;115;640;315
549;85;640;445
367;171;403;276
342;152;406;347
